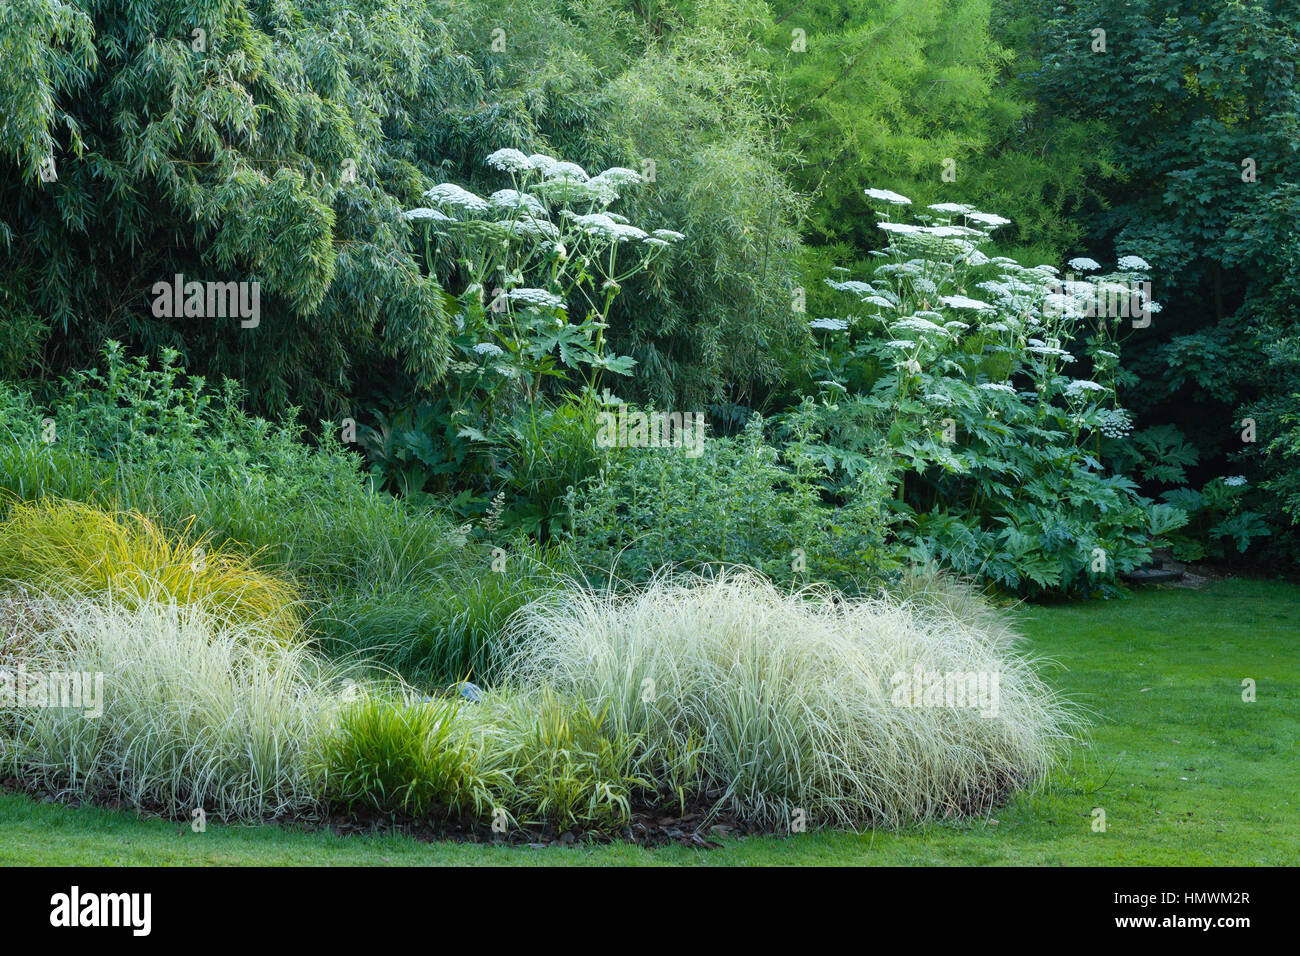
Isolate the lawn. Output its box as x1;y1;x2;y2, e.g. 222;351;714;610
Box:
2;578;1295;866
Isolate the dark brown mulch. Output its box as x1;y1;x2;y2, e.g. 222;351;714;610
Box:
314;803;758;849
1143;548;1300;589
0;776;759;849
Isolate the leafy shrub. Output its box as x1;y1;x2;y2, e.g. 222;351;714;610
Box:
4;594;340;820
1020;0;1300;557
567;410;897;591
1161;478;1271;562
1241;329;1300;562
0;499;302;640
507;569;1080;831
491;393;610;539
0;343;414;567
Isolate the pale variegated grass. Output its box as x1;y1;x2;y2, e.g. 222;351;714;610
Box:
506;568;1082;830
4;591;347;821
4;567;1080;833
4;588;661;830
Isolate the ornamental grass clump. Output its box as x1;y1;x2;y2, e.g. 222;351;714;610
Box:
4;593;342;820
319;686;662;830
318;691;499;820
507;569;1081;831
0;499;302;641
468;688;662;829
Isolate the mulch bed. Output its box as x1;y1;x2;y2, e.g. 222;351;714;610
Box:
317;804;758;849
0;776;761;848
1139;549;1300;590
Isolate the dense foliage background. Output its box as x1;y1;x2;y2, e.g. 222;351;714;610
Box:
4;0;1297;595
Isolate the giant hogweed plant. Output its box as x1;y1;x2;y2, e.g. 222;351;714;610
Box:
361;150;682;518
801;189;1187;596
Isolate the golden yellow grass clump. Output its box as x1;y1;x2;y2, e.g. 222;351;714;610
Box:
0;498;302;640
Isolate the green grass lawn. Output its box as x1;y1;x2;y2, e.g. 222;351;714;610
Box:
2;578;1296;866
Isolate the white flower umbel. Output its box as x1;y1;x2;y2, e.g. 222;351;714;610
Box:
1099;408;1133;438
506;288;566;311
894;316;950;337
542;160;590;182
877;221;926;235
490;189;548;217
485;148;535;173
507;218;561;240
589;167;642;196
526;153;560;176
939;295;995;311
809;318;850;331
1026;339;1071;358
403;207;455;222
965;211;1011;227
1064;379;1108;398
423;182;490;214
1067;257;1101;271
1041;293;1086;318
864;187;913;205
564;211;648;242
1117;255;1151;271
825;278;876;296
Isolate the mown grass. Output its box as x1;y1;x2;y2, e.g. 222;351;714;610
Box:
2;578;1295;865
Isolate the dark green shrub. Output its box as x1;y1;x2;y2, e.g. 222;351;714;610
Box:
567;411;897;591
